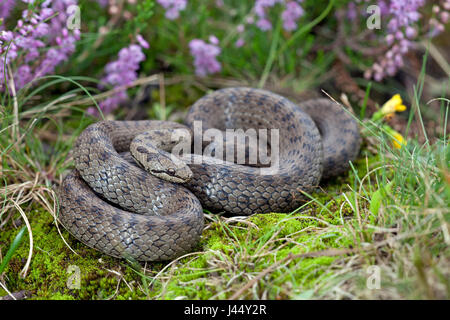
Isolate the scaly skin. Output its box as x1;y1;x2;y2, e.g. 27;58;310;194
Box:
58;87;361;261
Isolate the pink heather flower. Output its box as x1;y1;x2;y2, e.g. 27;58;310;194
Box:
136;34;150;49
387;0;424;32
254;0;280;31
89;43;147;116
157;0;187;20
209;35;219;45
441;11;449;24
378;0;390;16
88;91;128;116
0;0;15;20
252;0;305;32
281;1;304;31
256;18;272;31
1;1;80;91
15;65;33;89
104;44;145;86
96;0;109;7
346;2;358;21
189;39;221;76
366;0;427;82
405;26;417;38
235;38;245;48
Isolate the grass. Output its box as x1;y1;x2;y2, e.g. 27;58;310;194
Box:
0;0;449;300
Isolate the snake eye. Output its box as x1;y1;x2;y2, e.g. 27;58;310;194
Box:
167;168;176;176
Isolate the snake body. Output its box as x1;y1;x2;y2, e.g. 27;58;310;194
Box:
58;87;360;261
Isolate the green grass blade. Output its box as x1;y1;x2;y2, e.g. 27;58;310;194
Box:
0;226;27;275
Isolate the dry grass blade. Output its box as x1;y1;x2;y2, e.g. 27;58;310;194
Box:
0;281;16;300
10;200;33;278
7;66;19;144
34;188;79;256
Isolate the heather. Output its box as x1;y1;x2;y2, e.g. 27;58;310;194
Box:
0;0;448;300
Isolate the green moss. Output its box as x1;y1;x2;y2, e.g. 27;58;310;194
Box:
0;207;148;299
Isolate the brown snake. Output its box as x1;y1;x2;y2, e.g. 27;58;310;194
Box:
58;87;361;261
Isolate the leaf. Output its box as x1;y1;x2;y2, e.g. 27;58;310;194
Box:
369;181;394;216
0;226;27;275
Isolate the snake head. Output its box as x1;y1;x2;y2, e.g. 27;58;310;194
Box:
131;143;193;184
149;154;193;184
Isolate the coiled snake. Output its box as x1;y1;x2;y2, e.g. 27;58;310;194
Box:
58;87;361;261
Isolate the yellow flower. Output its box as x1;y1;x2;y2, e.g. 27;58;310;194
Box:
384;112;395;121
391;131;407;149
380;94;407;115
371;94;407;122
382;125;407;149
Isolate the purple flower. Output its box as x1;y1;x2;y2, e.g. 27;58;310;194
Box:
90;42;147;116
235;38;245;48
387;0;425;32
96;0;109;7
189;38;221;76
0;0;15;20
87;91;128;116
251;0;305;32
256;18;272;31
366;0;427;81
346;2;358;21
15;65;33;89
157;0;187;20
209;35;219;45
254;0;281;31
136;34;150;49
281;1;304;31
0;1;80;91
378;0;391;16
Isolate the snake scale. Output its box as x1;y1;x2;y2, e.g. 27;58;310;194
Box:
58;87;361;261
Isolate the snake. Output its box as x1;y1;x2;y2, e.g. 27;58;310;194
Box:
58;87;361;262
